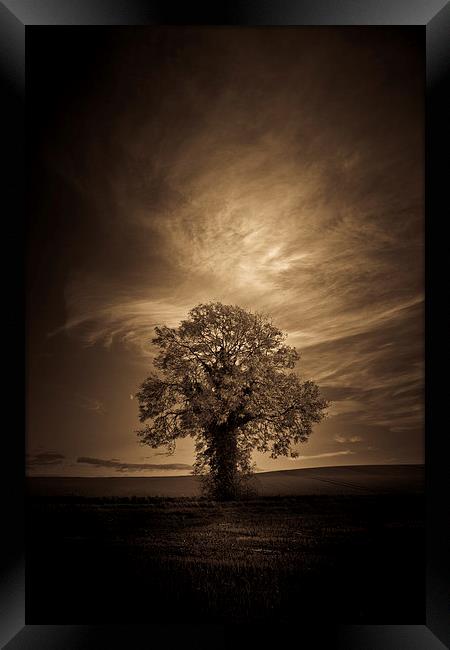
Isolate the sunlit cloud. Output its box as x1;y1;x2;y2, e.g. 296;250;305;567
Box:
32;28;423;469
289;450;356;461
335;435;363;444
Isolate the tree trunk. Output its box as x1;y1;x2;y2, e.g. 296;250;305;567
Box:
210;424;239;500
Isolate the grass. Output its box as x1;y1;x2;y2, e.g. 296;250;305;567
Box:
26;494;424;623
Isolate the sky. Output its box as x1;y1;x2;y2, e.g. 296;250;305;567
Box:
26;27;424;476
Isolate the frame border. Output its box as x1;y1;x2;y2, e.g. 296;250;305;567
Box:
2;1;449;647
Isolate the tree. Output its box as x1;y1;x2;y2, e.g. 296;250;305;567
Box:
135;302;329;500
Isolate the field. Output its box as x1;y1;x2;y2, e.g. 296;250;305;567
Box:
26;466;424;624
27;463;424;498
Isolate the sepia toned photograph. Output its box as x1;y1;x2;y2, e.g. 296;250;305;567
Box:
26;25;425;624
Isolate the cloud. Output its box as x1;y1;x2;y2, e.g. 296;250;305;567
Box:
334;435;363;444
290;450;356;461
27;452;65;467
76;457;192;473
76;394;105;414
42;29;423;457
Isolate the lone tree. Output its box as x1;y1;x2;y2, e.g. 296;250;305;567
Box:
136;302;328;500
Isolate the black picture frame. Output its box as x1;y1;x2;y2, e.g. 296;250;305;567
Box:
2;1;449;648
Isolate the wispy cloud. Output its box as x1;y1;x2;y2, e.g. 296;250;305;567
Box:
335;435;363;444
52;117;423;436
39;29;423;463
290;450;356;461
77;395;105;414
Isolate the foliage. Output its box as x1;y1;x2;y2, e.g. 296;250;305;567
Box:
136;302;328;499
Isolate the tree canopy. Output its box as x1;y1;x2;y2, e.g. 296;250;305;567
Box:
136;302;328;499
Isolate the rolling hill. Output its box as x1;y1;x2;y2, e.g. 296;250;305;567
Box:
27;464;424;498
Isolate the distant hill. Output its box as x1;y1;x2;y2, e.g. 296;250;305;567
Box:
27;464;424;498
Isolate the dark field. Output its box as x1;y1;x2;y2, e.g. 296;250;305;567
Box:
27;491;424;623
27;464;424;498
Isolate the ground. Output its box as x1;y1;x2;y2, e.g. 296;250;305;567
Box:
27;489;424;623
28;464;424;498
